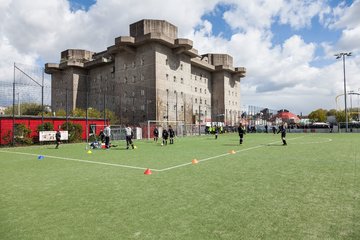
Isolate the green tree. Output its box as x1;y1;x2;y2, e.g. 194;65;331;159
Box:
61;122;83;142
327;109;337;116
14;123;32;145
37;122;54;131
308;109;327;122
71;108;86;117
88;108;101;118
335;110;346;123
4;103;44;116
103;109;120;124
55;109;66;117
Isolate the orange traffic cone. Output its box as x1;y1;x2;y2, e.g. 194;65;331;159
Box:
144;168;152;175
192;159;198;164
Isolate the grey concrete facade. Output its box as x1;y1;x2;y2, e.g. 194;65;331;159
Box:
45;19;246;125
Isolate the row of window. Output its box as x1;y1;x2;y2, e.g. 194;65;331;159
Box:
122;105;186;113
123;58;145;70
166;74;184;84
194;98;207;105
228;101;238;106
123;75;145;83
194;87;207;94
228;90;238;97
191;73;208;84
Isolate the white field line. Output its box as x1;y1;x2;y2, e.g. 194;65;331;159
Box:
0;150;152;171
0;136;315;173
157;136;306;172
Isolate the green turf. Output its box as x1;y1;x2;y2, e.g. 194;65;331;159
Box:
0;133;359;239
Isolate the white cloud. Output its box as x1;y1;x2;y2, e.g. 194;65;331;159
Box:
0;0;359;115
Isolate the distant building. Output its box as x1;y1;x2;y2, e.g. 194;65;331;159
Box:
45;19;246;125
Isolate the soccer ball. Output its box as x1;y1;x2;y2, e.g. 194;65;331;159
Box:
161;143;163;146
134;146;137;149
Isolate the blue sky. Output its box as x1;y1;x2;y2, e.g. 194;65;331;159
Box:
0;0;359;115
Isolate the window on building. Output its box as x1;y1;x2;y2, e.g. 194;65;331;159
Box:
132;76;136;83
181;106;184;111
166;74;169;81
141;74;144;81
141;105;145;111
204;89;207;94
173;76;176;82
200;98;202;104
141;57;144;66
195;98;197;103
141;89;145;96
180;64;183;70
200;88;202;93
195;87;197;92
173;105;176;111
124;63;127;69
181;78;184;84
166;58;168;65
205;100;207;104
195;109;198;114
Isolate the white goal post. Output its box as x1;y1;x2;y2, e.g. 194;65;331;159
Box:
89;125;142;141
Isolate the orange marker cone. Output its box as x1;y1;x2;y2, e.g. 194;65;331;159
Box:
144;168;152;175
192;159;198;164
229;150;236;154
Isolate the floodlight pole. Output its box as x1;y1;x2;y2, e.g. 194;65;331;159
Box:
335;52;352;132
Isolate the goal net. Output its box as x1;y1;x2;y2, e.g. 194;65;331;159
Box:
146;120;186;140
89;125;143;141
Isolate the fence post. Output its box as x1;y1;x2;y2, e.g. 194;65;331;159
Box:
12;63;16;146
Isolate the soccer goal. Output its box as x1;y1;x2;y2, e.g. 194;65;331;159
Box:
89;125;126;141
146;120;186;140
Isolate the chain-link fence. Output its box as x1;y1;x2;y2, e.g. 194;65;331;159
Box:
0;63;282;146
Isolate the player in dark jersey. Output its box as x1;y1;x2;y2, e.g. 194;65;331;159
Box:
277;122;287;145
168;125;175;144
237;123;246;145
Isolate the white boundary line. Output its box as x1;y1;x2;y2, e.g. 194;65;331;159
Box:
158;137;305;172
0;136;330;173
0;150;152;171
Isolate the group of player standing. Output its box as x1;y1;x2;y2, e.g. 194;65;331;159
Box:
153;125;175;145
237;122;287;146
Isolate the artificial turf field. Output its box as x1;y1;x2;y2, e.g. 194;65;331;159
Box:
0;133;359;240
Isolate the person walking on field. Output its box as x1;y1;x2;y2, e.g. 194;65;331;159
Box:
237;123;246;145
125;125;135;149
277;122;287;146
153;126;159;142
214;125;219;139
55;129;61;149
103;125;111;149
